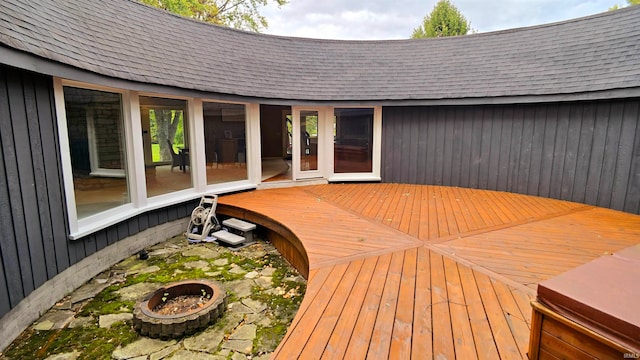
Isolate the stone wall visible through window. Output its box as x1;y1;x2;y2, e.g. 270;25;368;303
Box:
63;86;129;219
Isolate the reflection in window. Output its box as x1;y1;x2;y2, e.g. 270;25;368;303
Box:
139;96;191;197
203;102;248;184
64;87;129;219
334;108;373;173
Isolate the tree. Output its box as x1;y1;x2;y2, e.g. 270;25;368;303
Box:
140;0;287;32
155;109;182;161
411;0;470;38
610;0;640;10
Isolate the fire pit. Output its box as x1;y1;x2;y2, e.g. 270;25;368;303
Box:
133;279;227;339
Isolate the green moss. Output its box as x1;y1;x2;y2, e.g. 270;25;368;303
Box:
125;254;209;285
78;285;134;317
255;321;289;352
2;323;138;360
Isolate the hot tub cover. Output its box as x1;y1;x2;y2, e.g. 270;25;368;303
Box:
537;244;640;353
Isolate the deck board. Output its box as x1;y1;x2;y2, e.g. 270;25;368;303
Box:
389;248;416;358
216;184;640;359
322;256;378;359
300;259;364;358
458;264;500;360
343;253;392;360
366;250;403;359
411;246;433;358
443;256;477;359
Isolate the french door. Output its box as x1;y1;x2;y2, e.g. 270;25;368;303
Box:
292;106;326;179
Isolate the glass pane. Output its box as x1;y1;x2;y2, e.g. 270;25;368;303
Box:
334;108;373;173
203;102;248;185
139;96;191;197
64;86;129;219
300;110;318;171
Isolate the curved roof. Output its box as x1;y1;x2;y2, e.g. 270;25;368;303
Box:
1;0;639;102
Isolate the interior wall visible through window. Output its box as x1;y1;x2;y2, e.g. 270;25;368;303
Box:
203;102;248;185
63;86;129;219
139;96;191;197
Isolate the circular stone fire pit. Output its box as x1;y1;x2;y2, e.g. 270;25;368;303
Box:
133;279;227;339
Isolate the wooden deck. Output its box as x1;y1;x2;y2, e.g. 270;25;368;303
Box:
217;184;640;359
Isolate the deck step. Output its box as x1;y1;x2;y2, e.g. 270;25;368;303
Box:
212;230;245;245
222;218;256;243
222;218;256;232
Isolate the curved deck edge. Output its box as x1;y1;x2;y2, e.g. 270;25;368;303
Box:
217;204;310;279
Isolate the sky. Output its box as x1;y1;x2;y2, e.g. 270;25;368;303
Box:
259;0;620;40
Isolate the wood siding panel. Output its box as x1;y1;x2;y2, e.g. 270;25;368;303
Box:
23;76;56;281
33;74;69;276
538;104;558;198
625;109;640;213
598;102;624;208
408;108;420;183
549;104;570;200
572;103;596;204
0;69;24;308
497;106;513;192
416;109;429;184
528;105;547;196
469;111;483;188
612;100;639;211
452;108;465;187
382;100;640;214
517;106;534;195
5;70;37;295
479;108;493;189
425;109;438;184
460;107;474;187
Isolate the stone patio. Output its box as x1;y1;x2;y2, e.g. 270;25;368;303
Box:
0;235;306;360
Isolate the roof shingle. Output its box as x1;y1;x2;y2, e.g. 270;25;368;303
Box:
0;0;639;102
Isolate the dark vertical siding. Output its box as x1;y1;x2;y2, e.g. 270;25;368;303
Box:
625;110;640;212
0;70;19;311
382;100;640;214
0;65;201;320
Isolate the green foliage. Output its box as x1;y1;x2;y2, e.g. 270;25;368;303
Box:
412;0;471;38
304;115;318;137
139;0;288;32
610;0;640;10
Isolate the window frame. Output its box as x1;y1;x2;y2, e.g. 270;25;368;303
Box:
327;105;382;182
200;99;260;190
55;79;140;238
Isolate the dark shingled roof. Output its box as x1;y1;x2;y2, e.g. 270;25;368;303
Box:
1;0;639;102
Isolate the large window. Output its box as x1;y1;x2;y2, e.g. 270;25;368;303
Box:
57;81;380;237
57;82;262;238
334;108;374;173
139;96;191;197
63;86;129;219
203;102;248;184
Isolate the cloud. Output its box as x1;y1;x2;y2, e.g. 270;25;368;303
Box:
260;0;614;39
